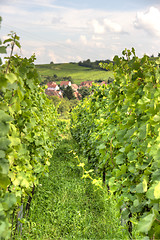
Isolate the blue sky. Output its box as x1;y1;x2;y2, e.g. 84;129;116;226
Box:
0;0;160;63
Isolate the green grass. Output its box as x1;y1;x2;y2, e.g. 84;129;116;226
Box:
17;136;131;240
36;63;113;85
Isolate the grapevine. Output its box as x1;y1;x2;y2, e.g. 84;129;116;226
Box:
0;30;61;239
71;48;160;238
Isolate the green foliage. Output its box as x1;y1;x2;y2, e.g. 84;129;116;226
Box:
3;31;21;50
0;32;61;239
18;138;129;239
71;48;160;238
48;95;78;117
62;85;76;100
78;86;91;99
78;58;112;70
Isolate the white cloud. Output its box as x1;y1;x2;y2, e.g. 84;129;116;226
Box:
1;5;21;14
91;18;124;35
91;19;105;34
134;6;160;36
65;55;83;62
95;42;105;48
34;47;46;57
79;34;105;49
75;56;83;62
104;19;122;33
92;35;103;41
48;51;57;62
80;35;87;45
66;38;72;45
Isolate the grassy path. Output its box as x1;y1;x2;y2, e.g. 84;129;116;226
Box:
21;137;129;239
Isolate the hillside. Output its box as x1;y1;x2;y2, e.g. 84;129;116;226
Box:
36;63;113;85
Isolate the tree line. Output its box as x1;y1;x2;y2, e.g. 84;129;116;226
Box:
78;59;112;70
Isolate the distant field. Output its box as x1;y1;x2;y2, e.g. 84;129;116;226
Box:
36;63;113;85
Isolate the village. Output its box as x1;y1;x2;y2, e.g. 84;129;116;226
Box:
45;80;108;100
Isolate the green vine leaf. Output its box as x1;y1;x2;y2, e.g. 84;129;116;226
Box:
137;212;156;234
0;46;6;53
154;181;160;199
5;73;17;84
136;178;148;193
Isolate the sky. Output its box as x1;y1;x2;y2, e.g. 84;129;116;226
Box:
0;0;160;64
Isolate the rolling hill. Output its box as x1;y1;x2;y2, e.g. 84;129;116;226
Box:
36;63;113;85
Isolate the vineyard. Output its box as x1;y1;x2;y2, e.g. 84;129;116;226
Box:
71;48;160;239
36;62;113;85
0;32;63;239
1;26;160;239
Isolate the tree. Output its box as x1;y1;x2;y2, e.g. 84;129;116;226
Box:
63;86;75;100
78;86;91;99
108;77;114;84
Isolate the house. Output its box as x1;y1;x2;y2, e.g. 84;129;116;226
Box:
99;81;108;86
45;89;63;98
46;82;59;91
79;81;93;88
71;84;79;91
60;81;71;88
74;91;82;100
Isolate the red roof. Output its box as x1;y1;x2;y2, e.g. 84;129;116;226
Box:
47;82;58;88
71;84;79;90
80;81;93;87
100;81;107;85
60;81;70;87
74;91;81;100
45;89;63;98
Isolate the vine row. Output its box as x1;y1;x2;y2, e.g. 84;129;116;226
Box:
0;31;61;239
71;48;160;239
